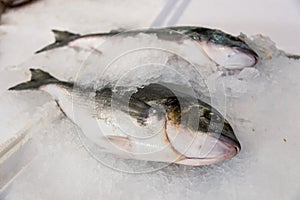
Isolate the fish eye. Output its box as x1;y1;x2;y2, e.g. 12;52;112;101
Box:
239;44;246;49
204;111;222;122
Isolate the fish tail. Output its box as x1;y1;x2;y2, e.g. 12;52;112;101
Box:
8;68;61;90
35;29;80;54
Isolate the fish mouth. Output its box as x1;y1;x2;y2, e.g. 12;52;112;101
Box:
217;120;241;152
175;136;240;166
176;142;239;166
170;121;241;166
204;122;241;163
215;133;241;159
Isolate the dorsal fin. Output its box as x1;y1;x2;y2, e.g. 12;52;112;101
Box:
35;30;81;53
52;29;80;42
109;28;126;34
30;68;56;82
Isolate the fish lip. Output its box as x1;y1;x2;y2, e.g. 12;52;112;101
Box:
206;133;240;162
209;120;241;152
205;134;240;164
175;141;239;166
203;132;240;161
218;143;239;162
217;133;241;153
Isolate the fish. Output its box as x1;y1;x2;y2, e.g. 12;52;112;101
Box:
9;68;241;166
36;26;258;69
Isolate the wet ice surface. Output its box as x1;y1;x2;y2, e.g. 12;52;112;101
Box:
0;32;300;200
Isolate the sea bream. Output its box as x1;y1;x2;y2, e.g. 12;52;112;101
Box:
9;69;241;166
36;26;258;69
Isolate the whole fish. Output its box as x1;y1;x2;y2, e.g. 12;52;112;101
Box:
36;26;258;69
9;69;241;166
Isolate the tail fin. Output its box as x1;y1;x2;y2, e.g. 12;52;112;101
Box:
35;30;80;54
9;68;61;90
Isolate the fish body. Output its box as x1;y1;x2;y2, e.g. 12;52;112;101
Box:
36;26;258;69
9;69;241;166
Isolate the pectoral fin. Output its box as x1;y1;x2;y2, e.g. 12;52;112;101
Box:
105;135;133;152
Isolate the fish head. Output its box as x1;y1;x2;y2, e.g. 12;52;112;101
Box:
191;28;258;69
165;99;241;166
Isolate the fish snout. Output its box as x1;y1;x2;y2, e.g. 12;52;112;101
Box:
204;120;241;161
200;41;258;69
234;46;258;67
218;121;241;151
165;118;241;166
